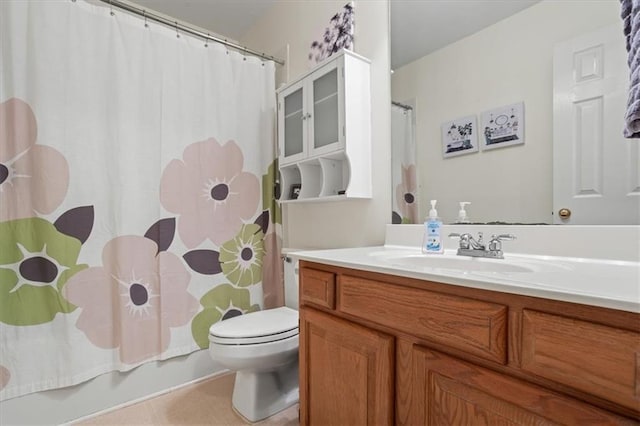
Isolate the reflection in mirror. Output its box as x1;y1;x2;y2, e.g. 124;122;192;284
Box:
391;101;418;224
391;0;639;225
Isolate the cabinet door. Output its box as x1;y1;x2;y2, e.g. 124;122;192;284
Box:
308;60;344;158
278;80;306;165
299;307;393;426
407;347;632;425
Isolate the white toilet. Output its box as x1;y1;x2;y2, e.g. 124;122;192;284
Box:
208;255;299;422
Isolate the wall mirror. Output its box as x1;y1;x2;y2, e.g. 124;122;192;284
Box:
390;0;639;225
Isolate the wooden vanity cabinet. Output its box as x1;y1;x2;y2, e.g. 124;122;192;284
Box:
299;261;640;425
299;308;394;426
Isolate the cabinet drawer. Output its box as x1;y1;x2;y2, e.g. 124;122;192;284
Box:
300;268;336;310
521;310;640;412
338;275;507;363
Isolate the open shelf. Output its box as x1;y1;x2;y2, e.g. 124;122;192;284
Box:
279;153;351;203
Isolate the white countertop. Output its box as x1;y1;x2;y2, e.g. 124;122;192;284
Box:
293;245;640;313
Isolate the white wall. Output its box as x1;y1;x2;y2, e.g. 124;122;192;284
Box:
391;0;620;224
242;0;392;250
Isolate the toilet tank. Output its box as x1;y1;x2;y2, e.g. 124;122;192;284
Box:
283;253;299;310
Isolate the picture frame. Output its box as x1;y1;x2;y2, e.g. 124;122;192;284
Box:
289;183;301;200
441;115;478;158
481;102;524;150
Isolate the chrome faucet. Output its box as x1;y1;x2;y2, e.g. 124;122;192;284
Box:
448;232;516;259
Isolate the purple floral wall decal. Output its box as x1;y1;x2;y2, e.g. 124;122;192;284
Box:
308;2;354;65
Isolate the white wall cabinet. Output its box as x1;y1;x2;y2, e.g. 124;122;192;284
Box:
277;50;371;202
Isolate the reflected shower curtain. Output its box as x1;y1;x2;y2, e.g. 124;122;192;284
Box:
0;0;281;400
391;103;418;224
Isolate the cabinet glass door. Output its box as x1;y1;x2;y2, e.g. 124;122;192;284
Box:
283;86;304;159
312;68;340;151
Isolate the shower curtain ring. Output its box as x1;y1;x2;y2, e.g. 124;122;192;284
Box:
109;0;114;16
175;21;180;38
143;10;148;28
204;33;209;48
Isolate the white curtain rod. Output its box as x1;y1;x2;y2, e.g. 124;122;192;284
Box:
95;0;285;65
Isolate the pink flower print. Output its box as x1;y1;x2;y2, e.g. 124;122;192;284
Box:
63;236;198;365
261;229;283;309
160;138;259;248
0;98;69;221
396;164;418;224
0;366;10;391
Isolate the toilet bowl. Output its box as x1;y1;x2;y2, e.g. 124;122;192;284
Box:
208;254;300;422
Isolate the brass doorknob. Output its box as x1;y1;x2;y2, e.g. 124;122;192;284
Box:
558;208;571;219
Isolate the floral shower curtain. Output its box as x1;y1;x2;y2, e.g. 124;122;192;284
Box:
391;103;418;224
0;0;281;400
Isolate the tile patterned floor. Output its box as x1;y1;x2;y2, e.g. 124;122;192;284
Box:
74;373;299;426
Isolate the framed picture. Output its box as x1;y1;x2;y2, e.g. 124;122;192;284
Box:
290;183;301;200
441;115;478;158
481;102;524;150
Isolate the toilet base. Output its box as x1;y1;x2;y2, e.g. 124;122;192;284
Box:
231;360;299;422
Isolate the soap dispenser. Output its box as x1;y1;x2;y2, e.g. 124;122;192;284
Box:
423;200;444;254
456;202;471;224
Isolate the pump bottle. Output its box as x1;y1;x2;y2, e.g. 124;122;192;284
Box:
456;202;471;223
422;200;444;254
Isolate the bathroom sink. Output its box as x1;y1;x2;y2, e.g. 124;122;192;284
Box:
386;254;535;273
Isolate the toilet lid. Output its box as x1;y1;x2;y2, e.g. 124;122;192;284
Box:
209;306;298;345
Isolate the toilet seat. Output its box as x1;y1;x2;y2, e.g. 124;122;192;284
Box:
209;306;299;345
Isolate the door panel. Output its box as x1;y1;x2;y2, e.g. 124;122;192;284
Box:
553;23;640;224
299;307;394;426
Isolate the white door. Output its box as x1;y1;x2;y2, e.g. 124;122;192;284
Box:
553;23;640;224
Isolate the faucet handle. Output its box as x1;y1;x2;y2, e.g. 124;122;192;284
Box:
492;234;516;241
487;234;516;258
448;232;471;249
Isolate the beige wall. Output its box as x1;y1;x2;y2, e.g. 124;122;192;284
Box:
242;0;392;249
391;0;620;224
